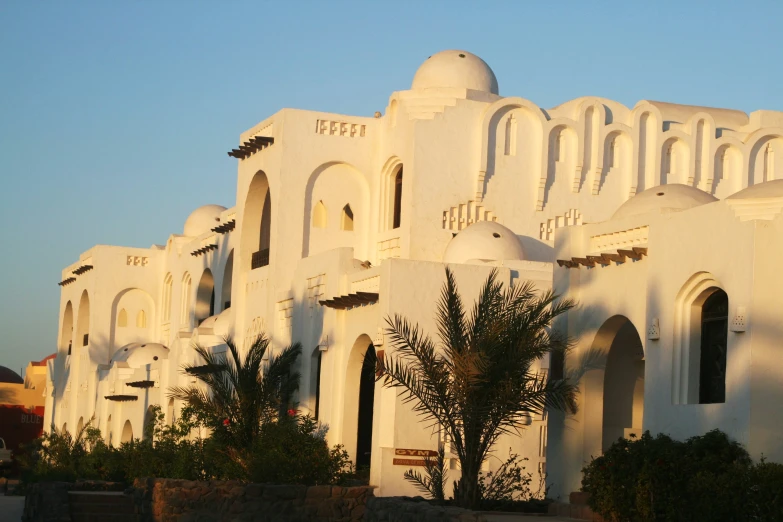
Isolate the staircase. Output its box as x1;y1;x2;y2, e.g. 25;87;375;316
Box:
68;491;139;522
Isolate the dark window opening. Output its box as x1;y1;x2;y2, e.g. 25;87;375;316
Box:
392;168;403;229
699;289;728;404
356;344;376;469
209;288;215;317
314;351;323;420
82;334;89;347
253;190;272;269
224;301;231;310
68;341;72;356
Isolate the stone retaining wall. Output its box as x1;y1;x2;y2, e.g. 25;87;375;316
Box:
132;478;374;521
22;481;126;521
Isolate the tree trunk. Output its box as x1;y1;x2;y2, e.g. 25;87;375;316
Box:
456;460;481;510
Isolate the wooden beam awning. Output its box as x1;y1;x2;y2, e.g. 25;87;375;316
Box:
126;380;155;388
58;277;77;286
190;244;218;257
105;394;138;402
557;247;648;269
319;292;379;310
211;219;236;234
72;265;94;275
186;363;225;375
227;136;274;159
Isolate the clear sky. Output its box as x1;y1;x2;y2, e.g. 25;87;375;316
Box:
1;1;781;375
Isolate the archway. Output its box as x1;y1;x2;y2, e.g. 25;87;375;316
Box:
195;269;215;324
60;301;74;355
221;250;234;310
343;335;376;469
76;417;84;436
599;316;645;451
121;420;133;443
241;170;272;270
75;290;90;349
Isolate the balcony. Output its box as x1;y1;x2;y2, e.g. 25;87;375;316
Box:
251;249;270;269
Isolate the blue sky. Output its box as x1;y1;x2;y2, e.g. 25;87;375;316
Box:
1;1;781;375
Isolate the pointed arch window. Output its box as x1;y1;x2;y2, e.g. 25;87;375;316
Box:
118;309;128;327
341;204;354;231
162;273;173;323
699;289;728;404
136;310;147;328
393;167;403;229
313;200;327;228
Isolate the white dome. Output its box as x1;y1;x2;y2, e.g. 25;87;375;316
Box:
213;307;233;338
727;179;783;200
612;184;717;220
412;50;499;94
443;221;525;264
111;342;169;368
183;204;227;236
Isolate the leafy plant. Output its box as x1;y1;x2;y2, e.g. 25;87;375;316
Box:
379;268;578;509
403;445;448;501
169;335;302;454
479;450;533;502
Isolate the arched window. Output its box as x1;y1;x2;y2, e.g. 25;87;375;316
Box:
136;309;146;328
313;200;327;228
341;204;354;231
162;273;173;323
221;250;234;311
699;289;728;404
392;167;403;229
181;273;192;326
195;269;215;324
117;309;128;327
252;189;272;268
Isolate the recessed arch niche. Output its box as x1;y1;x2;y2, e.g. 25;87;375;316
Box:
221;250;234;310
302;162;369;258
195;269;215;324
121;420;133;443
342;335;376;469
110;288;155;351
75;290;91;350
60;301;74;355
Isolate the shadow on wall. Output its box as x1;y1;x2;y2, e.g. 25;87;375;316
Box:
519;235;554;263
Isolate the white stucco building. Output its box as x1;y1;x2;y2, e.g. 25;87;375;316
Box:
47;49;783;500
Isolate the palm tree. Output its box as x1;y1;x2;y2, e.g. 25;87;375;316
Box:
169;335;301;451
379;268;579;509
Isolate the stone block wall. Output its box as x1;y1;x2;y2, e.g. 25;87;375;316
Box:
22;481;126;522
132;478;374;521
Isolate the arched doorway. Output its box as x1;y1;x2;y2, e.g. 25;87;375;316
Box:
241;170;272;270
195;269;215;325
600;316;645;451
343;335;376;470
60;301;73;355
121;420;133;443
221;250;234;310
75;290;90;350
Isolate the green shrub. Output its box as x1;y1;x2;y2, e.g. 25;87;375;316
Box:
581;430;783;522
247;415;352;485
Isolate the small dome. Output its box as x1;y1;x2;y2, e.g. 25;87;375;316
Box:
412;50;499;94
612;184;717;220
443;221;525;264
0;366;23;384
727;180;783;200
183;204;227;236
213;307;234;338
110;343;169;368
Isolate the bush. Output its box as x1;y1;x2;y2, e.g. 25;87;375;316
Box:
247;415;352;485
581;430;783;522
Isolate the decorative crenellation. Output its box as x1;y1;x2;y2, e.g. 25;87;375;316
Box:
315;119;366;138
377;237;401;262
351;275;380;294
245;278;268;293
277;298;294;335
442;201;498;231
589;226;649;253
306;274;327;309
539;209;582;241
126;256;149;267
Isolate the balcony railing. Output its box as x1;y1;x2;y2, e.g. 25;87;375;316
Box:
251;249;270;269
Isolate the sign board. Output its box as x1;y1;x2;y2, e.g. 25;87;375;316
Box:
393;448;438;466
